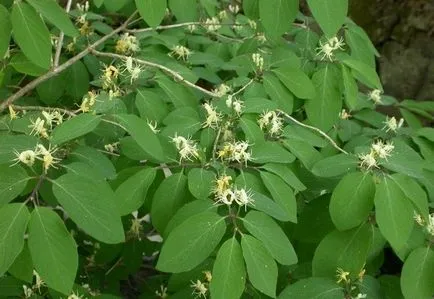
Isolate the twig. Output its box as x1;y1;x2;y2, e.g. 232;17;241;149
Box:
278;110;349;154
91;50;220;98
27;175;46;205
230;78;254;98
0;11;138;113
54;0;73;67
126;21;246;33
12;105;77;117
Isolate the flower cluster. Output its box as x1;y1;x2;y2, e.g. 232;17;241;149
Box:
358;140;394;170
317;36;345;61
12;144;61;173
129;211;150;240
122;57;145;84
225;96;244;115
204;17;221;31
213;83;231;97
213;176;254;210
115;33;140;54
28;110;64;138
217;140;251;165
202;102;222;129
383;116;404;133
169;45;192;61
171;135;200;163
79;91;98;112
258;110;284;136
22;270;46;298
252;53;264;71
368;89;383;104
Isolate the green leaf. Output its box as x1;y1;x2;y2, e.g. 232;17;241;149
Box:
259;0;298;38
36;72;66;104
135;0;167;27
115;168;156;215
389;174;429;223
307;0;348;38
94;0;104;7
156;212;226;273
261;163;306;192
341;58;382;90
169;0;197;21
135;89;169;122
250;191;290;222
113;114;165;162
243;0;259;19
69;146;116;180
263;72;294;114
357;275;383;299
305;64;342;131
242;97;278;114
188;168;215;200
329;172;375;230
151;173;188;233
51;114;101;145
162;107;202;137
210;237;246;299
312;224;373;278
417;127;434;142
282;139;322;169
0;4;11;58
374;176;414;250
104;0;128;11
241;234;277;298
341;65;359;111
252;141;295;164
52;173;125;244
27;0;78;37
0;204;30;276
157;76;197;108
239;117;265;144
311;154;359;178
278;277;344;299
0;165;31;207
28;207;77;295
0;135;39;164
11;2;51;69
283;124;328;148
401;247;434;299
260;172;297;223
8;243;33;283
345;23;376;68
10;52;47;76
243;211;297;265
64;60;90;100
379;275;404;299
272;66;316;99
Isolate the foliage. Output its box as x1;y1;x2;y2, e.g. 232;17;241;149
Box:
0;0;433;298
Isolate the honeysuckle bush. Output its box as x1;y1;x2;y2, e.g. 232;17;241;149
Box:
0;0;434;298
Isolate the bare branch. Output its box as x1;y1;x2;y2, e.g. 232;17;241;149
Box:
0;11;138;113
11;105;77;117
278;110;349;155
54;0;73;67
92;50;220;98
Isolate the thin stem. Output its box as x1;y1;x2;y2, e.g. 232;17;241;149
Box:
54;0;73;67
126;21;246;33
27;175;46;205
230;78;254;98
0;11;138;113
12;105;77;117
92;50;220;98
278;109;349;155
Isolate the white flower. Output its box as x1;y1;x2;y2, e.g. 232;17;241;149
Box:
339;109;351;120
204;17;221;31
202;102;222;129
104;142;120;153
147;120;160;133
171;134;200;163
368;89;383;104
190;280;208;298
42;110;63;129
383;116;404;133
79;91;98;112
258;111;283;136
252;53;264;71
115;33;140;54
218;10;228;20
155;285;168;299
123;57;145;83
23;285;33;298
232;99;244;115
213;83;231;97
228;4;240;14
316;36;345;61
8;105;18;120
35;144;61;173
170;45;192;60
414;211;425;226
12;150;36;167
234;188;254;210
213;175;232;196
67;291;84;299
256;33;267;43
358;151;378;170
28;117;49;138
216;188;236;205
355;293;367;299
371;140;394;159
427;213;434;236
129;211;149;240
248;19;257;30
33;270;45;292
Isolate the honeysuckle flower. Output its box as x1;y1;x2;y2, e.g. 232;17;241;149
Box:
414;211;425;226
427;213;434;236
42;110;63;129
129;211;149;240
204;17;221;31
228;4;240;14
214;175;232;196
147;120;160;133
203;271;212;282
35;144;61;173
231;141;252;164
170;45;192;61
216;188;236;205
79;91;98;112
67;291;84;299
115;33;140;54
123;57;144;83
214;83;231;97
383;116;404;132
256;33;267;43
371;140;394;159
78;21;92;36
336;267;350;284
248;19;257;30
11;150;36;167
76;1;89;24
234;187;254;210
316;36;345;61
339;109;351;120
190;280;208;299
8;105;18;120
33;270;45;292
23;285;33;298
187;24;196;32
258;111;283;136
102;65;119;89
218;10;228;20
202;102;222;129
252;53;264;71
108;88;122;100
28;117;49;138
358;151;378;170
368;89;382;104
354;294;367;299
155;285;168;299
104;142;120;153
171;134;200;163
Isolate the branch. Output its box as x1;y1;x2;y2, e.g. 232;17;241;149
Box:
277;110;349;155
92;50;220;98
0;11;138;113
12;105;77;117
126;21;245;33
54;0;73;67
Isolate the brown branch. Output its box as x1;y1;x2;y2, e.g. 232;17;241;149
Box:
91;50;220;98
12;105;77;117
0;11;138;113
